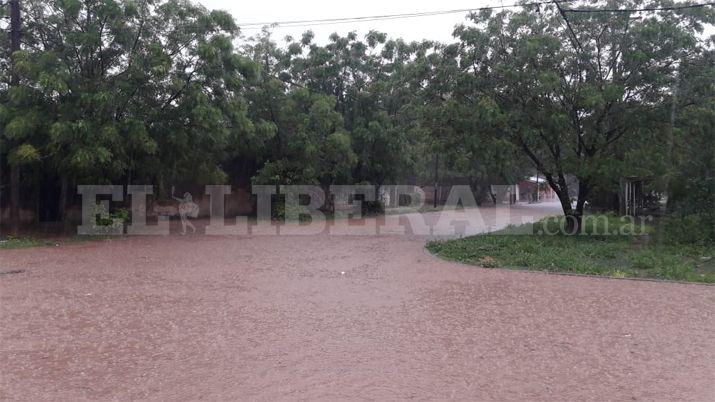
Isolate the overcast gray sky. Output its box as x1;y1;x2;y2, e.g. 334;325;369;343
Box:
198;0;500;44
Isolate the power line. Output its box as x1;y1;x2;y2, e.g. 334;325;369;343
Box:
237;0;576;29
554;1;583;52
562;2;715;13
240;16;460;31
237;1;715;31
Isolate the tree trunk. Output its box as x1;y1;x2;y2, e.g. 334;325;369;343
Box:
8;0;21;234
10;165;20;234
9;1;20;75
565;181;591;235
551;183;581;235
555;187;573;218
324;185;335;215
58;175;68;222
564;208;583;235
545;176;590;235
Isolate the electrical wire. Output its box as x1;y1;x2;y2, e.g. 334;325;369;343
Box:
562;2;715;13
238;1;714;30
237;0;577;29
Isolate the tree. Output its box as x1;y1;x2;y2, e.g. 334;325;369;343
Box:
3;0;711;229
2;0;257;221
245;30;419;191
414;42;530;204
454;1;713;232
665;45;715;243
0;0;24;231
284;31;422;186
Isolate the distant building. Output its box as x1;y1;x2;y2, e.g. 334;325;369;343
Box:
491;176;556;204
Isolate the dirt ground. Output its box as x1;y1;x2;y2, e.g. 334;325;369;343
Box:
1;203;714;401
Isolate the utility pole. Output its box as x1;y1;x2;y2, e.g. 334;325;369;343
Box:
8;0;21;234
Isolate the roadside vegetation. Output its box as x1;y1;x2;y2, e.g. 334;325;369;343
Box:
0;234;123;250
427;215;715;284
0;237;42;249
1;0;713;240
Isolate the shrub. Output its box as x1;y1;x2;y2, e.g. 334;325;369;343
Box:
93;206;130;231
361;200;385;216
660;213;714;245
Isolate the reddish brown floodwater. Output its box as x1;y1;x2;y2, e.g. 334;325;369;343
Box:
1;204;714;401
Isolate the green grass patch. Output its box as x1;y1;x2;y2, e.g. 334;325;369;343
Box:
0;237;43;250
427;215;715;284
0;234;123;250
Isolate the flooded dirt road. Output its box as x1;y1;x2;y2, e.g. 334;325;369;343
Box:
1;204;714;400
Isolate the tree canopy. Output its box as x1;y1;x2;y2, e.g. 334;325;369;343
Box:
1;0;713;236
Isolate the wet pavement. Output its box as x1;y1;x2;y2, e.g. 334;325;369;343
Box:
1;203;713;400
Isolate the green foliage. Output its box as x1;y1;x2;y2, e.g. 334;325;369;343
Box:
0;0;711;236
0;237;42;250
663;47;715;244
451;1;713;225
3;0;257;191
242;29;419;190
8;144;41;166
92;205;129;228
660;214;714;245
530;214;651;236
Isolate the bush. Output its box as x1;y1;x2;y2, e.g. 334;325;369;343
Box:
361;200;385;216
93;206;129;231
660;213;714;245
272;194;321;222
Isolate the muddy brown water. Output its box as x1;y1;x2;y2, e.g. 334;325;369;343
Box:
1;204;714;400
